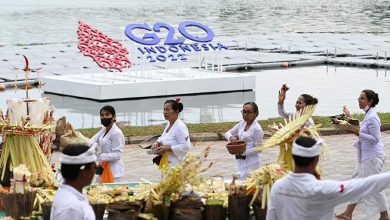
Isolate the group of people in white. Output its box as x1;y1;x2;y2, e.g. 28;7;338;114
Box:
49;86;389;220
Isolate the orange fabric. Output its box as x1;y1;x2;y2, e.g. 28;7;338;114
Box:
101;161;114;183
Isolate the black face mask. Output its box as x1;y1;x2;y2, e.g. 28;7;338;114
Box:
101;118;113;127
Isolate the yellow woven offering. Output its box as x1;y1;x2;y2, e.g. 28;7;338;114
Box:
142;147;213;212
257;105;317;151
257;105;321;171
247;164;286;209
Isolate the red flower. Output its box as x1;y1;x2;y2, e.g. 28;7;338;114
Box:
175;97;181;102
339;184;345;193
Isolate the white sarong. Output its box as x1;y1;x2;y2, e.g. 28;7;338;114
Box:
350;154;388;213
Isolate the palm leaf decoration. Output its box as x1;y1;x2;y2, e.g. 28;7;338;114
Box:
256;105;317;151
256;105;319;172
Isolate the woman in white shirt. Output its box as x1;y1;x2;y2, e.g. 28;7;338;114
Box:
88;105;125;182
151;98;192;168
225;102;264;180
277;85;318;127
336;90;389;220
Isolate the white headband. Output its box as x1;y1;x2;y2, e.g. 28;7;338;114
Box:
60;144;97;165
292;138;324;157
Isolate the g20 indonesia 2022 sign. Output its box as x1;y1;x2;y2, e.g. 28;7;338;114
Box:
125;21;228;63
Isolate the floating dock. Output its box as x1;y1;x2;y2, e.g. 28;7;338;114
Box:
42;68;255;100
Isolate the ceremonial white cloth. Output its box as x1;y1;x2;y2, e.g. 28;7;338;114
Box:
292;139;323;157
349;154;388;213
88;123;125;180
60;144;97;164
267;171;390;220
157;118;192;168
278;103;315;127
225;120;264;180
50;184;95;220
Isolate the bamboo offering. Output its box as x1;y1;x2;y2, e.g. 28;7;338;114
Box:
0;134;55;186
149;148;212;203
140;147;213;218
247;164;286;210
0;98;56;187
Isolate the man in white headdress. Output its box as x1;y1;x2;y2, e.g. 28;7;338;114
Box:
50;144;97;220
267;136;390;220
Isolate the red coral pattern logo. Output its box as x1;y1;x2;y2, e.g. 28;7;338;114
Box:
77;20;131;72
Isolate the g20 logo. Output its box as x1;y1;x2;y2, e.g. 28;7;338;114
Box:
124;21;215;45
124;21;226;63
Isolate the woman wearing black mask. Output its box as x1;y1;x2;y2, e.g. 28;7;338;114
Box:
87;105;125;183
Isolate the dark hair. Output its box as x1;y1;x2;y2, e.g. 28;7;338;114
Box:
292;136;318;167
243;102;259;114
164;99;184;113
100;105;116;116
61;144;94;181
362;89;379;107
300;94;318;105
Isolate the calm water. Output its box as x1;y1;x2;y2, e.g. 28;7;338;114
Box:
1;0;390;46
1;66;388;128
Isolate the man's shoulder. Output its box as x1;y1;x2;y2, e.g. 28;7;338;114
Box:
53;186;84;203
272;174;291;189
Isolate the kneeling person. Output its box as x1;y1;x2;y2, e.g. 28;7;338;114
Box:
51;144;97;220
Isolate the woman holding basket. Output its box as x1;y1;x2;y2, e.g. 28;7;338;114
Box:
225;102;264;181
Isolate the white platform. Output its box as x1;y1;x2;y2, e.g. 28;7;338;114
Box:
42;68;255;100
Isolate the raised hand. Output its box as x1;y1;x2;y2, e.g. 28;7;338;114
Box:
343;105;352;119
278;89;286;104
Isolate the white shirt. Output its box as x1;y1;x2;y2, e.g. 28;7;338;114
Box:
225;120;264;156
355;107;385;162
224;120;264;180
88;123;125;179
50;184;95;220
278;103;315;127
157;119;192;168
267;171;390;220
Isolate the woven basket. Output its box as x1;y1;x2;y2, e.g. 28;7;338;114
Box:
333;124;360;134
226;141;247;155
